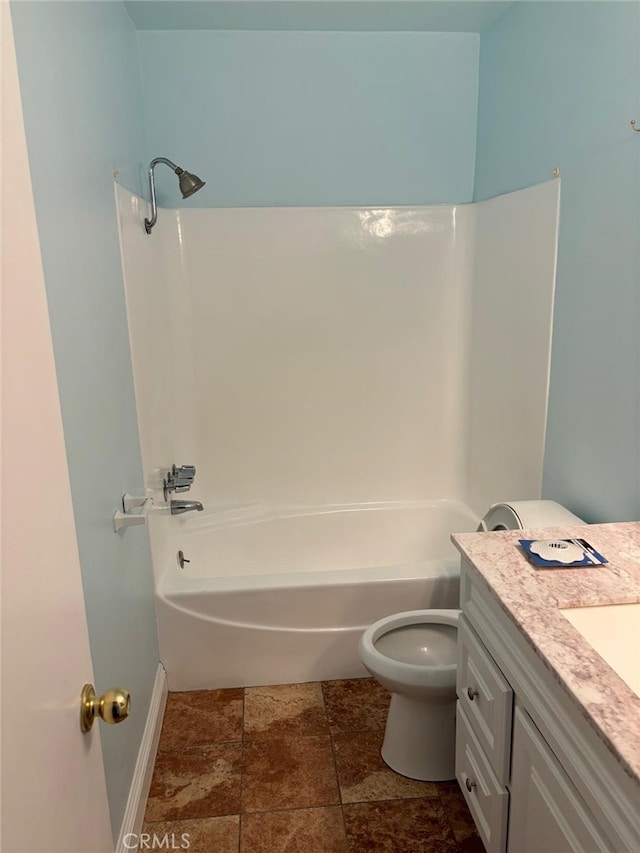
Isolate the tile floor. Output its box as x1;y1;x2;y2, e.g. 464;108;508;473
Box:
142;678;483;852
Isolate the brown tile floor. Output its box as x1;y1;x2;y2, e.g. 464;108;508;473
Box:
142;678;484;852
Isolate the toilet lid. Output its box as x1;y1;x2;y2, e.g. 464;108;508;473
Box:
374;623;457;666
481;500;586;531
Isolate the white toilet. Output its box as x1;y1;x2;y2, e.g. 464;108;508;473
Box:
358;499;585;782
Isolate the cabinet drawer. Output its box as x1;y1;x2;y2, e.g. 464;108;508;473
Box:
456;702;509;853
457;617;513;784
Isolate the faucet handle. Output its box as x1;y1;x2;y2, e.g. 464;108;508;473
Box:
164;465;196;499
163;478;191;500
173;464;196;478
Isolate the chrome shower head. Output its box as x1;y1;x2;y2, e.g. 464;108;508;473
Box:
144;157;206;234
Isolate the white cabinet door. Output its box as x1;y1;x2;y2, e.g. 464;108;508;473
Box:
507;707;611;853
1;6;113;851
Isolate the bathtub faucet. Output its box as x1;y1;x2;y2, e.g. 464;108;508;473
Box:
164;464;197;500
170;500;204;515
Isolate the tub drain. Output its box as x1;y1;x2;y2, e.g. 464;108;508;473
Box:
177;550;190;569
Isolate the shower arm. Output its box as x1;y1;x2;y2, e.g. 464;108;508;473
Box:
144;157;181;234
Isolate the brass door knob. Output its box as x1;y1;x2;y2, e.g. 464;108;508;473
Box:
80;683;130;733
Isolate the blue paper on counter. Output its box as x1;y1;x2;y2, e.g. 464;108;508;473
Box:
519;539;608;568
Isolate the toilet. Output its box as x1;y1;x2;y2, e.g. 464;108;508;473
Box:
358;499;585;782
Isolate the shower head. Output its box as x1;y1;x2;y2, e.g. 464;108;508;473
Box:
144;156;206;234
177;169;206;199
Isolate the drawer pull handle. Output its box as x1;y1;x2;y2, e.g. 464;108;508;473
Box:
465;776;477;793
467;687;478;701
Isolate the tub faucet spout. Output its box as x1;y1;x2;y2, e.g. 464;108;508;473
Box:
170;500;204;515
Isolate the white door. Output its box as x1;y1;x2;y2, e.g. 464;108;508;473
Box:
507;707;610;853
1;5;113;851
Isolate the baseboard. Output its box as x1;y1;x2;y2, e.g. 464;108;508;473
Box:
116;663;168;853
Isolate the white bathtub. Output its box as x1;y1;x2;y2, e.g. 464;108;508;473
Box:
156;499;478;690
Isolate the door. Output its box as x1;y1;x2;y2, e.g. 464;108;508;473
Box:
1;5;113;851
507;707;610;853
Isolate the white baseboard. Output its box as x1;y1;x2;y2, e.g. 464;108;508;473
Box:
116;663;168;853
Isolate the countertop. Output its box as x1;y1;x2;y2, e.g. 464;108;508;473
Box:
451;521;640;783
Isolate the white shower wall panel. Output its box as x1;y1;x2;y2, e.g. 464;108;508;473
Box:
116;189;193;469
117;182;559;554
176;206;473;507
115;186;201;569
466;180;560;516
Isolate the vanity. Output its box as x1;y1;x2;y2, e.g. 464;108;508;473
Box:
451;522;640;853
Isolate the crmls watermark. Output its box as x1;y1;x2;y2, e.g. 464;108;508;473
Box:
123;833;191;850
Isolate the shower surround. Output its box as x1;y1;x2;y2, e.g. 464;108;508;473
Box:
116;181;559;689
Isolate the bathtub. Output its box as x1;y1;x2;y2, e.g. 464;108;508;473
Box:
155;499;478;690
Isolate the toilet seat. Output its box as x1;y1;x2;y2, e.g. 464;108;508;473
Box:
359;609;460;691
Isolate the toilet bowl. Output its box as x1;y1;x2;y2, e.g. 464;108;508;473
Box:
358;499;585;782
359;609;459;781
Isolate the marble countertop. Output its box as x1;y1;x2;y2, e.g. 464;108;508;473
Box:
451;521;640;783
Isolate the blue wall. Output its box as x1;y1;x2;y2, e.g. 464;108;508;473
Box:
136;30;480;206
11;1;158;840
475;1;640;522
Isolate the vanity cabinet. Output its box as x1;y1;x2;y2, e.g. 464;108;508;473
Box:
455;558;640;853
